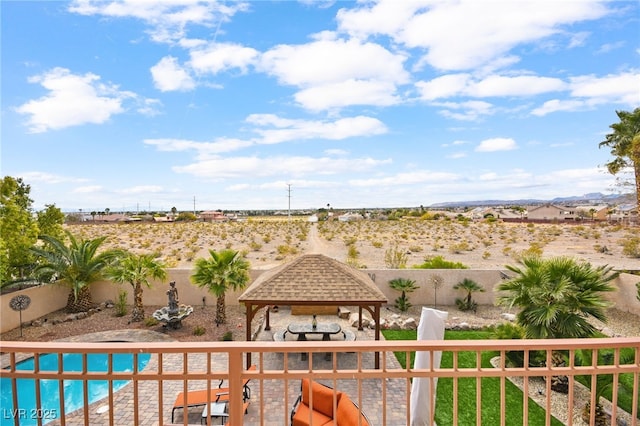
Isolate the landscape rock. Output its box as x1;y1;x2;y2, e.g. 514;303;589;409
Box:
338;307;351;319
500;313;516;322
401;318;417;330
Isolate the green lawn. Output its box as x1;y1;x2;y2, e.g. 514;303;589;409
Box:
382;329;563;426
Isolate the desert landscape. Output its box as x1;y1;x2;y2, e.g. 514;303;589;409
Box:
71;217;640;271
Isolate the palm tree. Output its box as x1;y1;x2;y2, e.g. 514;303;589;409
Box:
106;251;167;322
599;107;640;209
191;249;250;325
496;256;618;392
388;277;418;312
453;278;484;312
496;256;617;339
31;231;119;313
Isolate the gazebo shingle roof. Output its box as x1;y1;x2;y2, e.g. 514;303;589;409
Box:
239;254;387;304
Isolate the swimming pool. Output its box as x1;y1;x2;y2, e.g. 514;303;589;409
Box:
0;352;151;426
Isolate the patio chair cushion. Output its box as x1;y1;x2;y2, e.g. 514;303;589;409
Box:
336;397;370;426
301;378;342;419
291;401;333;426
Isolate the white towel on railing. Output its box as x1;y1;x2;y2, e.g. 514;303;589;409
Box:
410;307;448;426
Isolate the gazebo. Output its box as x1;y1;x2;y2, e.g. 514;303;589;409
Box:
238;254;388;368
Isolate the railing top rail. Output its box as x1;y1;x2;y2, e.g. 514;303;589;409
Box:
1;336;639;354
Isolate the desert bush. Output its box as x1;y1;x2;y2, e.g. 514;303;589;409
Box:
249;240;262;251
221;331;233;341
114;290;128;317
620;235;640;258
413;256;468;269
384;245;408;269
372;240;383;248
449;241;471;253
144;317;159;327
193;325;206;336
482;250;491;259
408;245;423;252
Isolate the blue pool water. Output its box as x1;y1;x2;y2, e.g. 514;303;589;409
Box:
0;352;150;426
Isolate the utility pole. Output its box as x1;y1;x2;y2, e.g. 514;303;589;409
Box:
287;184;292;222
193;196;196;216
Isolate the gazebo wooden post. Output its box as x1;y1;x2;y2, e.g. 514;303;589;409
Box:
265;306;271;331
358;306;364;331
374;304;381;369
245;303;253;369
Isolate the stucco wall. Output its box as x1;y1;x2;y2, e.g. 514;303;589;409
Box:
2;269;638;334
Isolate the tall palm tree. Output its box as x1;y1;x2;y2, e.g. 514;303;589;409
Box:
496;256;618;393
599;107;640;209
106;251;167;322
31;231;119;313
191;249;250;325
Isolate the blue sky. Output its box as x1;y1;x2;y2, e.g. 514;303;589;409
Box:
2;1;639;212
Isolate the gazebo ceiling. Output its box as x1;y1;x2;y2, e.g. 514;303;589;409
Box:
238;253;387;305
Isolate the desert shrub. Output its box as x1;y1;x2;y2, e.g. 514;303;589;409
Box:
221;331;233;341
249;240;262;251
449;241;471;253
621;235;640;258
413;255;468;269
372;240;383;248
144;317;159;327
114;290;128;317
384;245;408;269
347;244;359;260
482;250;491;259
277;245;298;255
408;245;423;252
193;325;206;336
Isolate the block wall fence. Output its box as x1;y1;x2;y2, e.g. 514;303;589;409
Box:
2;268;638;333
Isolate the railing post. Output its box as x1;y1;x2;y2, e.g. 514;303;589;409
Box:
228;349;245;422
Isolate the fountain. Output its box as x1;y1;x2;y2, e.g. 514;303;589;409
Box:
152;281;193;329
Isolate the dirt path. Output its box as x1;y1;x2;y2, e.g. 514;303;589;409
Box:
307;223;333;255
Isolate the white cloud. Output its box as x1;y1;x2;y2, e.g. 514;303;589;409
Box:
260;38;408;86
349;170;460;187
569;71;640;105
338;0;610;71
325;149;349;156
247;114;388;144
435;101;495;121
189;42;259;75
18;172;88;184
151;56;195;92
416;73;565;101
174;155;392;179
15;68;132;133
531;70;640;116
294;79;401;111
476;138;518;152
69;0;249;44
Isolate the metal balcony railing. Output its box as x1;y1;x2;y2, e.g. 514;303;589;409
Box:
1;338;639;425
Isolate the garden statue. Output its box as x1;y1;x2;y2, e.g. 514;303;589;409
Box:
152;281;193;330
167;281;179;316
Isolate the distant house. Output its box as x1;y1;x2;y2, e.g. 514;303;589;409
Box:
153;215;174;223
338;212;364;222
527;204;576;221
200;210;228;222
575;205;610;221
611;204;638;224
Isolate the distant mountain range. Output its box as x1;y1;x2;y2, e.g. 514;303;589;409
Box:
430;192;635;208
